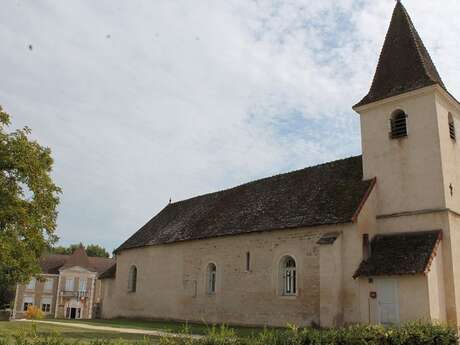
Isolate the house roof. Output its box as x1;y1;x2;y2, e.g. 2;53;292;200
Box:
99;263;117;279
115;155;374;253
354;230;442;278
61;244;90;270
40;249;114;275
354;2;445;108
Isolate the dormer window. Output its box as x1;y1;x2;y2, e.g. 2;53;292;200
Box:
390;109;408;139
449;113;456;141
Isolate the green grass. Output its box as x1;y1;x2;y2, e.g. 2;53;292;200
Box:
57;318;269;337
0;321;159;343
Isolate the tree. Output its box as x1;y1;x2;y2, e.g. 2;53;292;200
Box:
86;244;110;258
50;243;110;258
0;105;61;289
0;285;15;309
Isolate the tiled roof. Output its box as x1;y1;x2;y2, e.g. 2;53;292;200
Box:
116;155;374;252
354;230;442;278
39;255;68;274
99;263;116;279
39;250;114;275
61;245;90;270
354;2;445;108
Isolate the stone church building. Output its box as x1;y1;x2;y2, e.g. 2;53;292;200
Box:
99;2;460;328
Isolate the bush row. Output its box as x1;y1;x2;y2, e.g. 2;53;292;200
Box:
0;322;457;345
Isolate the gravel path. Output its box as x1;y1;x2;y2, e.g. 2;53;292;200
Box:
17;319;203;339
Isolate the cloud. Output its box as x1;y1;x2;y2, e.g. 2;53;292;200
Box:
0;0;459;251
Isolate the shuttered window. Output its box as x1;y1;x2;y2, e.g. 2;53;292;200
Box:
449;113;456;141
390;110;408;139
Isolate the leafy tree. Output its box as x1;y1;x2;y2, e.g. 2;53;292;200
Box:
0;105;61;289
50;243;110;258
0;285;14;309
86;244;110;258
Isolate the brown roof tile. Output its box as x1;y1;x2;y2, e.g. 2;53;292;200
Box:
354;2;445;108
99;263;116;279
116;155;374;252
354;230;442;278
40;248;114;275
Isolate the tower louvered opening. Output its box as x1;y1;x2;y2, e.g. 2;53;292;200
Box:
390;110;408;139
449;113;456;141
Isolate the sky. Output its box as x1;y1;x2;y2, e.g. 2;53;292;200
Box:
1;0;460;253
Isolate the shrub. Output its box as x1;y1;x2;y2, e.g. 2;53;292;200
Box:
0;322;457;345
25;305;44;320
158;322;458;345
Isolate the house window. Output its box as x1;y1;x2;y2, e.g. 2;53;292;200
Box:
23;296;33;311
390;109;408;139
246;252;251;271
128;266;137;292
26;278;36;290
41;297;52;313
44;278;54;292
281;256;296;296
79;278;87;292
449;113;456;140
207;263;217;295
65;277;74;291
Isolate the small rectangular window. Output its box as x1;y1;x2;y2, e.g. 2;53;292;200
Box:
65;277;74;291
26;278;36;290
246;252;250;271
390;117;407;138
22;296;33;311
41;296;52;313
363;234;370;260
449;120;456;140
44;278;53;291
79;278;87;292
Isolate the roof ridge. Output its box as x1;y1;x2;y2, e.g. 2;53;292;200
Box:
169;155;363;206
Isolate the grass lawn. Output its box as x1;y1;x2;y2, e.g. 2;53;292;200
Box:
0;321;159;343
58;318;270;337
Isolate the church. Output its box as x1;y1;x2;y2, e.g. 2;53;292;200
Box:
99;2;460;328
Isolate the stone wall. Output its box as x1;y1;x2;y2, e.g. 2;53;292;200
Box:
102;223;358;327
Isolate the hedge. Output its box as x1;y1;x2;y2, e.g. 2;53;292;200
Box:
0;322;457;345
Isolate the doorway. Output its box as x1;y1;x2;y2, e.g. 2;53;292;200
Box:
66;307;82;319
376;279;399;325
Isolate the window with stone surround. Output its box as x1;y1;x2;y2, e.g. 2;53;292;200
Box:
65;277;74;291
128;265;137;293
280;256;296;296
41;297;52;313
22;296;33;311
390;109;408;139
26;278;36;290
79;278;87;292
207;263;216;295
44;278;54;292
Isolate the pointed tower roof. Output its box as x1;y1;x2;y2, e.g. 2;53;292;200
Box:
354;1;445;108
61;244;90;270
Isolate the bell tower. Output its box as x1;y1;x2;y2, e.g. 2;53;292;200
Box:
353;1;460;217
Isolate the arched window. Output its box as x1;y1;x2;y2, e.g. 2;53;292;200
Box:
128;265;137;293
207;263;216;294
390;109;408;139
280;256;296;296
449;113;456;141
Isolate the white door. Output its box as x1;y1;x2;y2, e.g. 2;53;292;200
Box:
376;279;400;325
